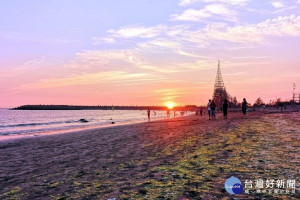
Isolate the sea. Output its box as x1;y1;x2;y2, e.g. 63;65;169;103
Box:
0;109;188;138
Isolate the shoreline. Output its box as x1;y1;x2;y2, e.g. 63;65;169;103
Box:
0;113;191;143
0;108;296;143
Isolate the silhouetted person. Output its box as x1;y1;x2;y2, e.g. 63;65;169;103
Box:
207;99;212;120
147;108;150;121
210;100;216;120
200;107;203;116
223;99;229;119
242;98;247;115
167;110;170;117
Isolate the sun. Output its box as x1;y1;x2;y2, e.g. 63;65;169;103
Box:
165;101;175;109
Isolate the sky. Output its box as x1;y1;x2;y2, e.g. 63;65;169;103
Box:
1;0;300;107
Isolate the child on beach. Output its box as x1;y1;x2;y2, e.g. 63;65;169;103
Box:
207;99;212;120
223;99;228;119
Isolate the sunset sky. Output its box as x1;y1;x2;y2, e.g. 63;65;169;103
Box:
1;0;300;107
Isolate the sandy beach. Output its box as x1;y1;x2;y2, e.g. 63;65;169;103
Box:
0;111;299;200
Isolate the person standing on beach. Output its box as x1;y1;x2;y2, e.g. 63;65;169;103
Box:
210;100;216;120
223;99;229;119
242;98;248;115
207;99;212;120
147;108;151;121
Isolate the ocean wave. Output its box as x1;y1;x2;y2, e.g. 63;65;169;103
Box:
0;120;80;128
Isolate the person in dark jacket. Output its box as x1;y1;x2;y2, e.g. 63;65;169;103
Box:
210;100;216;120
223;99;229;119
242;98;247;115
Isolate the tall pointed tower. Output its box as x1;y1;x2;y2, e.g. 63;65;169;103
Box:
213;61;231;108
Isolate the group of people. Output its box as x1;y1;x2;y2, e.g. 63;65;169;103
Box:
147;108;178;121
207;99;217;120
147;98;248;121
207;98;248;120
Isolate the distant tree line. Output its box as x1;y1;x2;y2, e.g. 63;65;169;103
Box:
225;96;297;109
253;97;298;107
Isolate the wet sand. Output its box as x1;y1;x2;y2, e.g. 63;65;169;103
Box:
0;112;299;200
